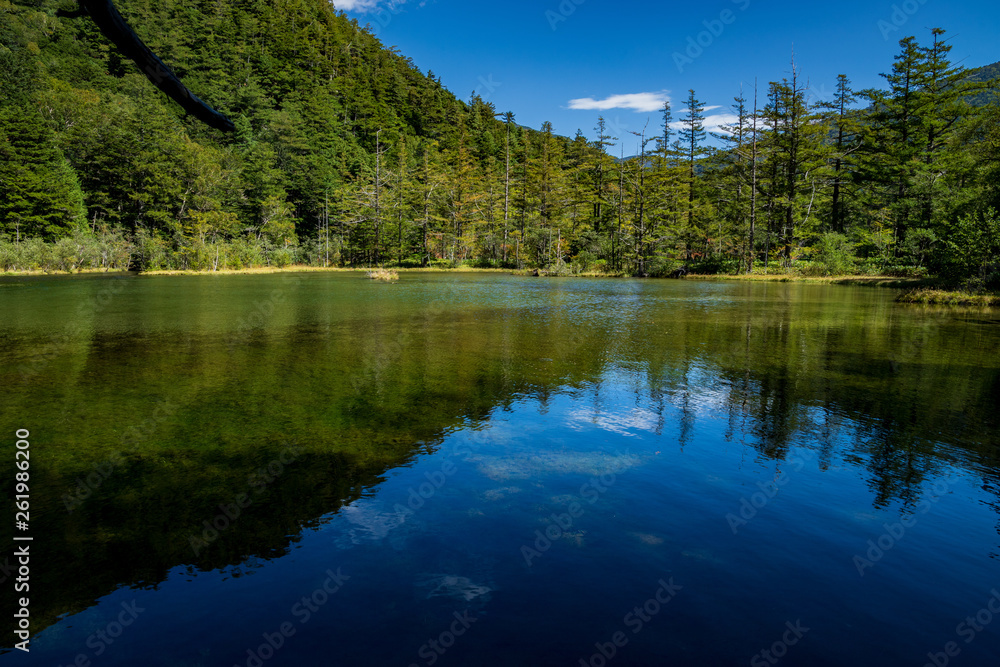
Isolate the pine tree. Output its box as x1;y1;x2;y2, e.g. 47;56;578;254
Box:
816;75;860;233
501;111;515;264
0;106;86;241
714;89;754;270
678;89;708;259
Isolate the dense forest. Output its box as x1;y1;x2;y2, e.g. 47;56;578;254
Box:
1;0;999;289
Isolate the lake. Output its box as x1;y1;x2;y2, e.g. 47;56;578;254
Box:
1;272;999;666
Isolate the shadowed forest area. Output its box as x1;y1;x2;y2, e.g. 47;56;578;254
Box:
2;1;1000;291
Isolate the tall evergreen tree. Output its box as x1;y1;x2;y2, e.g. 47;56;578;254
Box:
678;89;708;259
0;106;86;241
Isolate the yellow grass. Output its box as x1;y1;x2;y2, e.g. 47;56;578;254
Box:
0;267;128;276
895;289;1000;307
685;273;927;287
366;268;399;281
136;265;516;276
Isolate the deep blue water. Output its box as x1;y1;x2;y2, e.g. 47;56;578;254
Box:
1;273;999;666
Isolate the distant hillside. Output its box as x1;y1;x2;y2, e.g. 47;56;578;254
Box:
965;61;1000;106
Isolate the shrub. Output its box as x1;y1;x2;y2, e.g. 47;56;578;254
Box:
135;228;169;271
271;247;293;268
21;237;52;270
646;256;680;278
571;250;598;274
810;232;856;275
687;257;740;275
937;208;1000;291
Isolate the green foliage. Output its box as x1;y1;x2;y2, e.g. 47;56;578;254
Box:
900;227;938;267
646;256;681;278
0;105;86;239
0;227;132;271
810;233;856;276
0;2;997;287
937;208;1000;290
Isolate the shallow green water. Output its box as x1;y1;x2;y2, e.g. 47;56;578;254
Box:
1;273;999;665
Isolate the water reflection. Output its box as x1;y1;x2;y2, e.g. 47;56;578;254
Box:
1;273;999;664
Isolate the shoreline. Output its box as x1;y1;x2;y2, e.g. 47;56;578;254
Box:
683;273;930;288
2;265;996;306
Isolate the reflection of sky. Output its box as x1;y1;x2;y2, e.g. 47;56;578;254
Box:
18;377;1000;666
7;274;1000;666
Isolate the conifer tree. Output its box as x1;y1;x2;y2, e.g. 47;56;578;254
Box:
678;89;708;259
0;106;86;241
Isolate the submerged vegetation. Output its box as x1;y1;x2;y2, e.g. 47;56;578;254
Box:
0;1;998;299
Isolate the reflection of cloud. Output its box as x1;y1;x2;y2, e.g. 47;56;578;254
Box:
483;486;521;501
474;450;642;481
418;574;493;602
568;91;670;113
338;503;406;544
567;406;659;437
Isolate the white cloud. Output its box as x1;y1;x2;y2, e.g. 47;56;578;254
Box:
568;91;671;113
334;0;405;12
704;113;741;135
333;0;375;10
669;113;742;135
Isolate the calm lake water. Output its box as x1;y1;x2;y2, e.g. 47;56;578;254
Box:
2;272;1000;666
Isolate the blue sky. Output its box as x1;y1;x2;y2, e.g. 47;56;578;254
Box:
334;0;999;151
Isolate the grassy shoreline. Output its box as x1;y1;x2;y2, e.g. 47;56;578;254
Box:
0;265;515;277
893;289;1000;306
3;265;996;306
684;273;931;288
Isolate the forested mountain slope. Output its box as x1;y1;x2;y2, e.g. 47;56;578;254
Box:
2;2;999;287
2;0;579;266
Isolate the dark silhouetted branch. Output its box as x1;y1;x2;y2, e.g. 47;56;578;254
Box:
69;0;235;132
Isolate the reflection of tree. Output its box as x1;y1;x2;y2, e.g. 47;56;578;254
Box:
853;421;926;510
981;470;1000;560
4;279;1000;633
